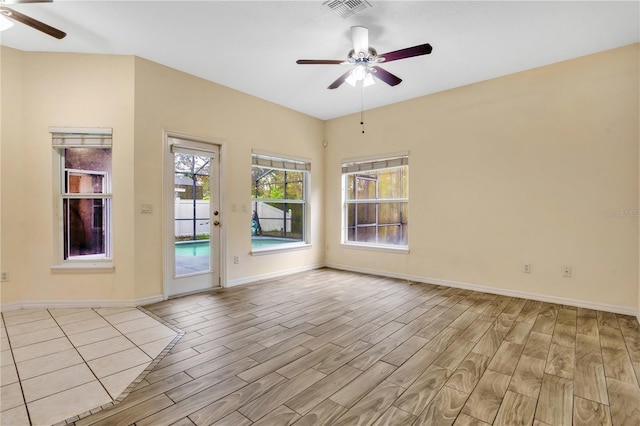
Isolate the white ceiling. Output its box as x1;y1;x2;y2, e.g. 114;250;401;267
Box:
1;1;638;120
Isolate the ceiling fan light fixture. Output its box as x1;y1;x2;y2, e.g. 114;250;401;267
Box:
363;72;375;87
346;65;374;87
353;65;366;80
345;71;358;87
0;12;13;31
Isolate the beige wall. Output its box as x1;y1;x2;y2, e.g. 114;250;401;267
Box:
131;57;325;299
2;44;638;314
0;48;325;306
0;47;23;303
325;44;639;312
1;48;137;304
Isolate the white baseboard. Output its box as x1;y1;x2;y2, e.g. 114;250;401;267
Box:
136;295;165;306
326;263;639;317
0;295;164;313
226;263;324;288
3;263;637;324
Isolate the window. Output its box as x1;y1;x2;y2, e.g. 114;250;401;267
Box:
173;151;211;243
52;128;112;262
251;152;310;251
342;153;409;249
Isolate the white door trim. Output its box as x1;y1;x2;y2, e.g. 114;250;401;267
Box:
162;130;227;299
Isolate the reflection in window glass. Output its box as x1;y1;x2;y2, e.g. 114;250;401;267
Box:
61;147;112;259
343;159;408;248
251;155;309;248
174;154;211;243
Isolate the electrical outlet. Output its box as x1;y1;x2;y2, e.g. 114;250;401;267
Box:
233;256;239;264
562;266;572;278
522;263;531;273
1;271;8;282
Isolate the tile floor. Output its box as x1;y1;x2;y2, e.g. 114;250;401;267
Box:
0;307;182;426
66;269;640;425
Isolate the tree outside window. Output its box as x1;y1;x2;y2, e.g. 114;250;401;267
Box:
251;153;310;249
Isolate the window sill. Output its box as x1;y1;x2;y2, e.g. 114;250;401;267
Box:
51;262;115;273
340;243;410;254
251;243;312;256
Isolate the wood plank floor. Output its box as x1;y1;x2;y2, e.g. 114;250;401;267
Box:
76;268;640;426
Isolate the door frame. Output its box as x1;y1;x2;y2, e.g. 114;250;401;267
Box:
162;129;227;299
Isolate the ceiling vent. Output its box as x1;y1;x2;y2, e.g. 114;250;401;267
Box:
324;0;372;19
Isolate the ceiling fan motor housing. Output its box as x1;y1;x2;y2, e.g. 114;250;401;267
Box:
348;47;378;64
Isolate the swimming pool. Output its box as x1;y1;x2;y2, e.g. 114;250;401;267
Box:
175;237;299;256
252;237;301;247
175;241;210;256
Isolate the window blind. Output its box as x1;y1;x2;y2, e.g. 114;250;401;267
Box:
252;153;311;172
341;153;408;174
169;137;218;157
50;127;112;148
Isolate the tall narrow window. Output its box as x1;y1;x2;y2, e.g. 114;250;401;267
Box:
342;153;409;248
251;152;310;251
52;128;112;261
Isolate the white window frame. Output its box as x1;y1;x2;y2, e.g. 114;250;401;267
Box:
341;152;409;253
250;151;311;255
65;169;108;232
50;127;114;271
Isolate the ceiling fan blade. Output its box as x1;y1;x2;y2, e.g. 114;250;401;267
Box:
296;59;345;65
1;0;53;3
1;6;66;39
379;43;432;63
328;69;354;90
371;66;402;86
351;26;368;55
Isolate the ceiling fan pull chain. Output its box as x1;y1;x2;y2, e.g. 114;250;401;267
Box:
360;84;365;134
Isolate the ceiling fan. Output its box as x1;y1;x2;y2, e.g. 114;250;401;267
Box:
296;26;432;89
0;0;66;39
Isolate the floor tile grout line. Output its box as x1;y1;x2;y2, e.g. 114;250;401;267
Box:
46;308;114;424
388;290;486;423
138;306;186;336
567;310;578;424
342;291;482;424
615;313;640;388
0;306;183;426
0;311;35;426
599;312;618;415
544;306;572;425
91;308;159;363
437;296;526;424
3;324;70;352
449;296;520;426
62;307;185;425
573;312;612;410
527;306;552;425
